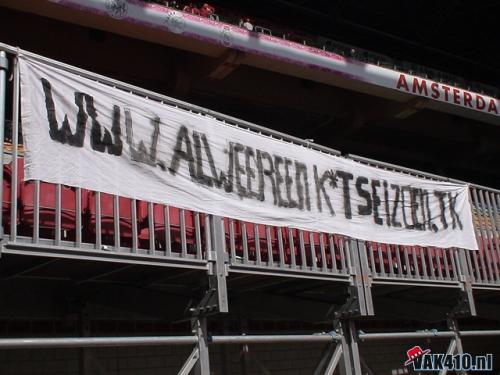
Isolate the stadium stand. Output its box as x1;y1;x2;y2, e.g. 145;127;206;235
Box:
0;1;499;374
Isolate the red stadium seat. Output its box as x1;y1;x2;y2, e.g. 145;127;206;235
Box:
17;157;85;240
87;192;135;247
138;202;199;253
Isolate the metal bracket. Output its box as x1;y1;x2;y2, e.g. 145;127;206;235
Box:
455;248;477;317
448;289;475;318
188;287;220;317
188;215;229;317
349;239;374;316
207;215;229;313
330;286;362;319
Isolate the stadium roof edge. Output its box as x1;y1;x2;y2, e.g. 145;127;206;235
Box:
2;0;499;127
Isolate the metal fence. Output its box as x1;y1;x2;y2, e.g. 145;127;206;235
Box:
347;154;500;288
225;217;353;278
0;43;500;290
467;186;500;286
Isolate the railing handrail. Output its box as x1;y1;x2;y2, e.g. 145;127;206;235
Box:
1;42;499;291
347;153;500;194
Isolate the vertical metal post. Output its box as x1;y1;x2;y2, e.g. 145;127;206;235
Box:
210;215;228;313
444;319;467;375
448;319;464;355
95;192;101;249
328;234;338;273
346;320;362;375
266;226;274;268
0;51;8;239
254;223;261;266
113;195;120;250
75;187;82;247
457;248;477;316
353;239;374;316
33;181;40;242
335;321;353;375
164;205;171;256
131;199;138;252
228;218;236;262
194;212;202;259
55;184;62;245
148;202;155;253
10;56;19;241
180;209;187;256
350;240;367;316
192;317;210;375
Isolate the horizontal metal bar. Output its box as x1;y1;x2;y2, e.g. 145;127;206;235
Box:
0;336;198;349
1;330;498;350
371;278;461;288
2;241;208;270
347;153;500;193
460;330;500;337
0;334;339;349
359;330;500;341
0;42;340;157
228;263;351;281
347;154;461;183
210;334;339;344
358;331;454;341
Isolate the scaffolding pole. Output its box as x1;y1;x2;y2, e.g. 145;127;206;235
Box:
358;329;500;341
0;329;498;349
0;336;198;349
0;50;8;239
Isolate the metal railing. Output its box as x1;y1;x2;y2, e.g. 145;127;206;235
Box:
2;154;210;268
224;217;352;278
347;154;500;287
0;43;500;290
364;242;461;284
467;186;500;286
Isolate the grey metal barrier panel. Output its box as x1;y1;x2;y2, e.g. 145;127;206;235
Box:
2;158;211;267
1;43;498;285
364;241;460;284
0;48;213;269
0;44;353;280
344;153;500;286
0;43;341;274
468;187;500;285
224;217;353;278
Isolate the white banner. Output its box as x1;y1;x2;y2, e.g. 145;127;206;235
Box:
19;55;478;250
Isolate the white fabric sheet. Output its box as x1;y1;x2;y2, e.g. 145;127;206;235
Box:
19;55;478;250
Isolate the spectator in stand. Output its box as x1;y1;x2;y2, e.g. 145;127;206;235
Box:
168;0;180;9
200;3;215;18
239;17;253;31
183;3;200;15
